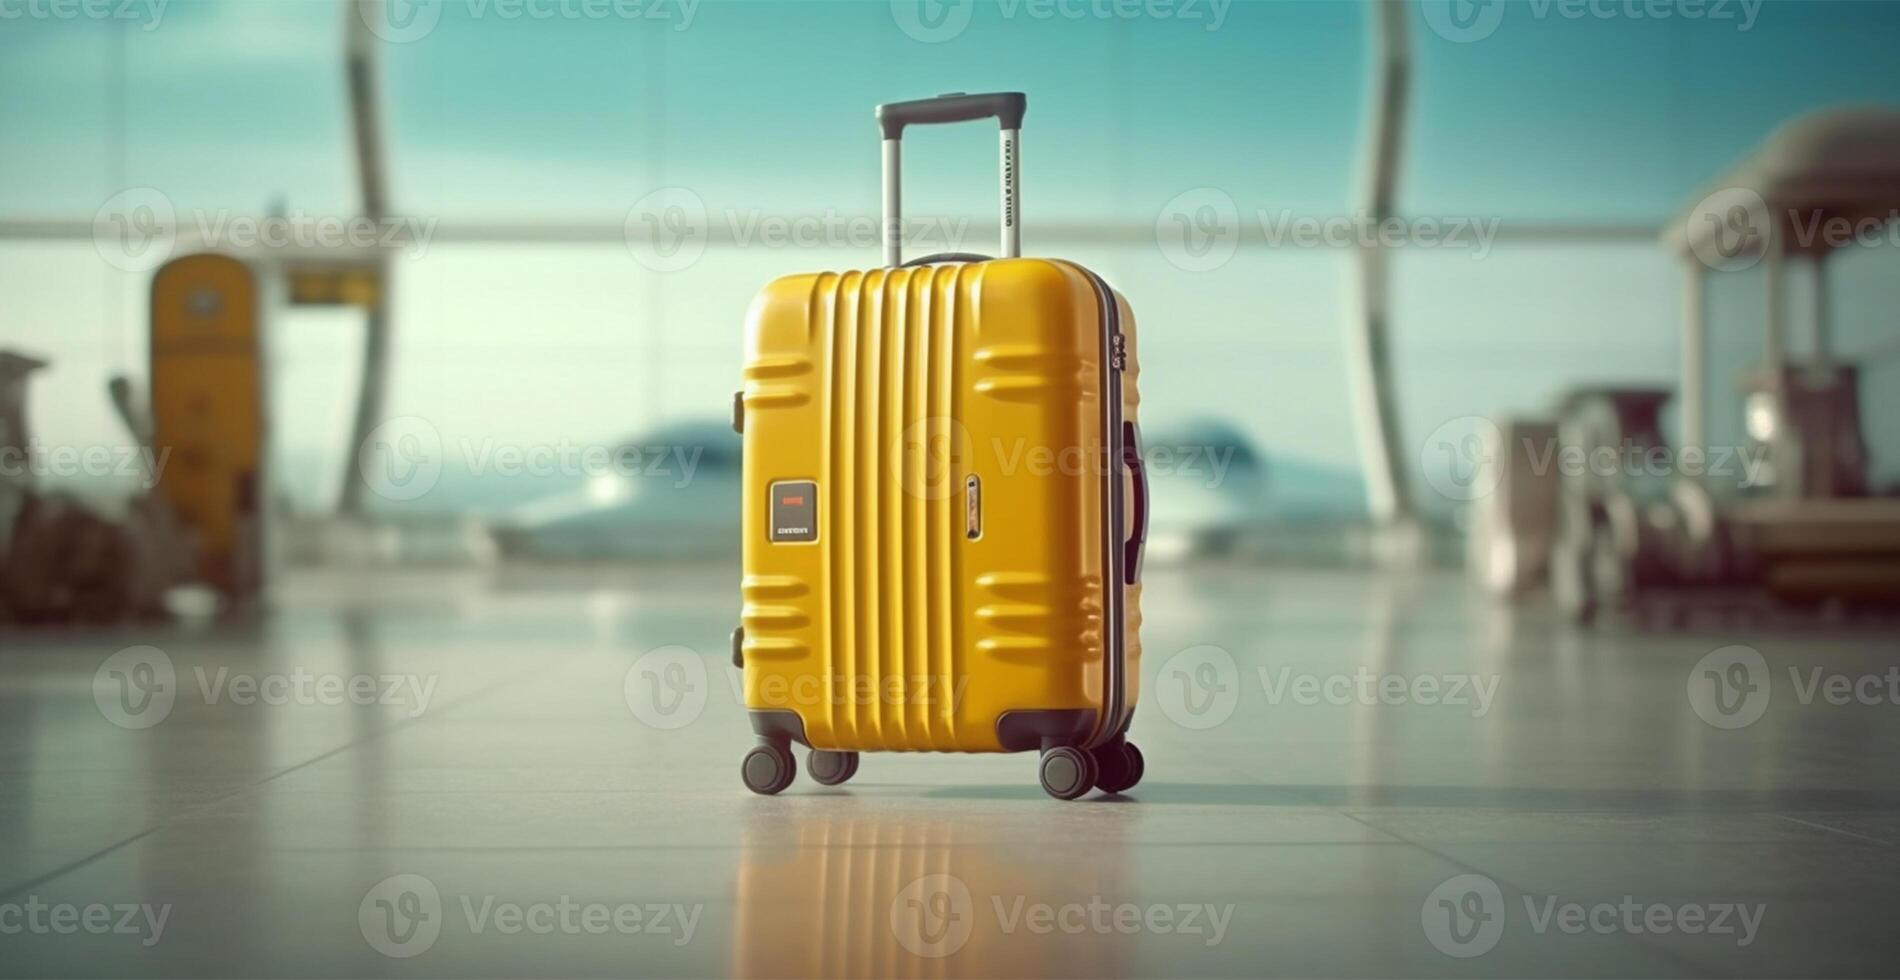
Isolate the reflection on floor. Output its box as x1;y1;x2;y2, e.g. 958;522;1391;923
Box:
4;562;1900;978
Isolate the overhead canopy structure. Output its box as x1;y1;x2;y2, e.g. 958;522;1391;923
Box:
1664;107;1900;459
1666;107;1900;260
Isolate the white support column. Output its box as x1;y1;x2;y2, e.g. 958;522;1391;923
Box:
1346;0;1413;526
341;0;394;516
1763;232;1786;377
1811;254;1831;366
1680;257;1708;462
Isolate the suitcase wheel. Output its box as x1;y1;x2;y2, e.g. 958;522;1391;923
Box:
1038;746;1098;801
807;749;859;787
741;741;797;796
1092;741;1145;795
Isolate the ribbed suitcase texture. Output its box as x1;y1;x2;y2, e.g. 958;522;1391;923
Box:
740;258;1141;753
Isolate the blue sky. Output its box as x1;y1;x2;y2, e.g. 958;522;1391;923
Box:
10;1;1900;218
4;0;1900;512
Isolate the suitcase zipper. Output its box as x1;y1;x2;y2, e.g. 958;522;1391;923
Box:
1070;263;1129;750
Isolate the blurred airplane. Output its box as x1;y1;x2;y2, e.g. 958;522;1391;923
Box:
490;418;739;562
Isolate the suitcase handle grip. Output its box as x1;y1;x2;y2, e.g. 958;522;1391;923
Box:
877;92;1026;266
876;92;1026;139
900;252;992;267
1122;422;1148;585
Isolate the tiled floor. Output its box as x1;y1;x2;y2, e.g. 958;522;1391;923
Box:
4;562;1900;977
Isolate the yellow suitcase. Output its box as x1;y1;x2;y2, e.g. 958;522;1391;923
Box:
734;93;1147;800
150;252;267;599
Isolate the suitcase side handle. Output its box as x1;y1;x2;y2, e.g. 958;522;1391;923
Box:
876;91;1026;267
1122;421;1148;585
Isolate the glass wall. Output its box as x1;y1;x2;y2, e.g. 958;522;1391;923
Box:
5;0;1900;527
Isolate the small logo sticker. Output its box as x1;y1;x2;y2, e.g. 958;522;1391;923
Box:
769;481;818;543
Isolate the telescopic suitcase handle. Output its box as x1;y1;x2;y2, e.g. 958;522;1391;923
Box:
875;92;1026;267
